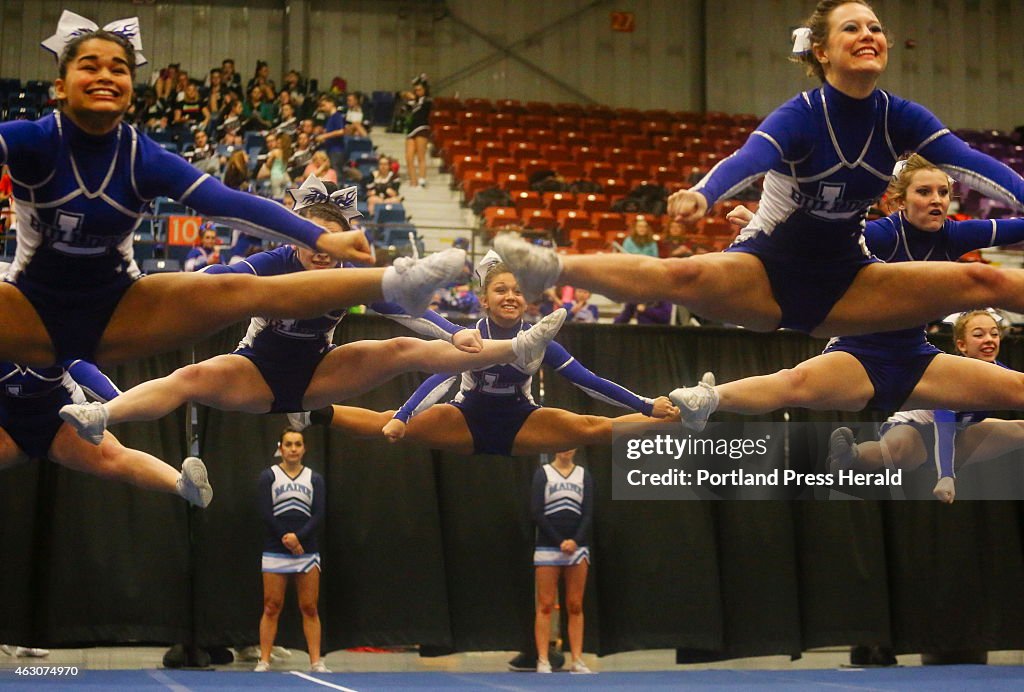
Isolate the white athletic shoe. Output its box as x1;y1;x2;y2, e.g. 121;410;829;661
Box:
253;660;270;672
536;659;552;673
309;660;331;673
177;457;213;508
58;401;108;445
511;308;567;373
828;427;858;474
669;371;719;432
570;660;594;674
383;248;467;316
287;411;312;431
15;647;49;658
493;232;562;301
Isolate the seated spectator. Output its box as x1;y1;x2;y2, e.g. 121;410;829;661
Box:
153;62;179;103
366;155;402;214
220;58;243;97
621;216;658;257
243;86;277;133
138;88;169;133
171;81;210;141
563;287;599;323
659;219;695;258
222;150;251;191
185;130;220;176
247;60;276;102
343;92;368;137
184;226;221;272
272;102;299;137
258;133;293;199
281;70;307;114
613;301;673;325
288;131;314;181
206;67;227;116
303;150;338;184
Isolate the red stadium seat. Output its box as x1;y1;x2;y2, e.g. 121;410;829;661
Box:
551;115;579;131
489;157;520;177
561;131;592;147
496;127;526;143
625;213;663;233
579;193;610;213
488;111;520;127
463;171;496;201
570;229;607;254
476;140;506;161
544;192;578;213
574;146;604;166
584;162;617;178
594;212;627;232
497;172;531;192
452;155;487;179
464;97;494;112
494;98;523;113
513;191;544;212
636;149;665;167
598;178;631;197
553;161;583;179
621;134;650;150
606;147;636;165
509;142;542;162
430;109;456;126
652;136;687;153
483;206;520;230
559;210;593;234
531;129;559;146
542;144;573;162
523;159;554;177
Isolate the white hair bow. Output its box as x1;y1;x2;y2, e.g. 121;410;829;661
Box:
288;175;362;222
891;159;908;180
474;249;503;286
41;10;147;66
791;27;812;55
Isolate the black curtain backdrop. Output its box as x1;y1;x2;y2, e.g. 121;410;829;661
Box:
3;317;1024;659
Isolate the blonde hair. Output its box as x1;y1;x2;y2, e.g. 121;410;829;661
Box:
953;309;1005;355
886;154;949;206
790;0;885;82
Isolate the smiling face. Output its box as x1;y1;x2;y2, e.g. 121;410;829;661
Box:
481;271;526;327
296;216;341;271
815;2;888;84
55;37;134;129
957;313;1001;362
898;168;950;232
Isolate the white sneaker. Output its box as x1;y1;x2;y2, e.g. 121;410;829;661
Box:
14;647;49;658
288;411;312;431
59;402;108;445
253;660;270;672
309;660;331;673
493;232;562;301
829;427;858;474
536;659;552;673
570;660;594;674
177;457;213;508
669;371;719;432
418;177;427;188
383;248;467;316
511;308;567;373
0;645;13;656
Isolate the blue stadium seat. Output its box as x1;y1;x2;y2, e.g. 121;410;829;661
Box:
373;203;406;225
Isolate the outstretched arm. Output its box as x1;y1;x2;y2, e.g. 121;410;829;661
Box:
369;301;472;345
546;342;655;416
392;373;459;424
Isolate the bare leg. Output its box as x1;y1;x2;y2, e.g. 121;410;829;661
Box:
954;420;1024;466
714;352;875;415
97;269;387;365
415;136;429;182
818;262;1024;338
302;337;518;409
558;252;783;331
511;408;669;456
295;568;322;665
563;561;589;665
325;405;397;438
104;355;274;426
0;283;57;366
405;137;417;185
902;354;1024;411
534;566;560;666
47;425;181;494
850;426;928;473
0;426;29;470
259;573;288;665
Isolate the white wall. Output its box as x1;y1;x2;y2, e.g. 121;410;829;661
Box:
1;0;1021;130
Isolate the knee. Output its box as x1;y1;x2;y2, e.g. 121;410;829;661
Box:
582;416;611;442
262;598;283;618
299;601;319;619
383;337;421;364
564;599;584;616
173;363;217;395
536;599;556;616
775;368;809;402
961;263;1009;299
664;257;702;290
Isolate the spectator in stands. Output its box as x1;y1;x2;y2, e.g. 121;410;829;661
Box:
258;133;293;199
281;70;307;114
404;75;432;188
564;287;599;323
303;150;337;185
660;219;695;258
173;70;191;103
222;150;251;191
272;102;298;137
288;131;314;181
184;226;221;272
243;85;277;133
217;96;244;139
621;216;659;257
185;130;220;176
315;95;347;179
247;60;276;102
343;92;368;137
153;62;179;102
220;58;243;96
206;67;227;118
613;300;673;325
171;81;209;141
366;155;401;215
